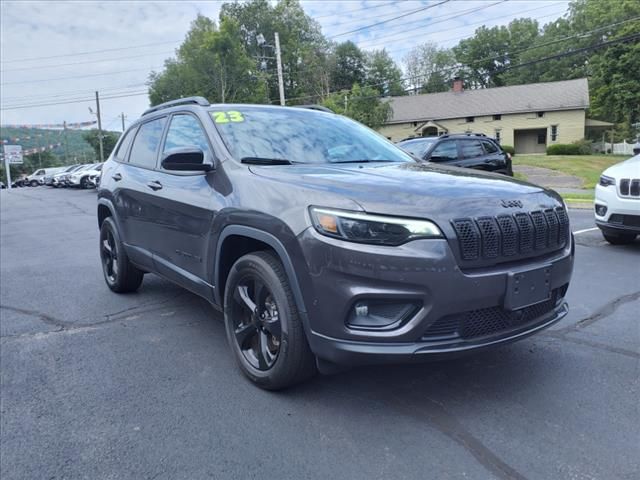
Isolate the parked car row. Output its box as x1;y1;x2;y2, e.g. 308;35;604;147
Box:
6;163;103;189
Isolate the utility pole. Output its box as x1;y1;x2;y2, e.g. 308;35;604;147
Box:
95;91;104;162
274;32;285;106
344;95;348;113
63;121;70;163
120;112;126;133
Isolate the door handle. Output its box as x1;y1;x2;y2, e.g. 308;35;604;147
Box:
147;180;163;191
112;173;122;181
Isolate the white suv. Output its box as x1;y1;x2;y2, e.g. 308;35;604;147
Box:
595;154;640;244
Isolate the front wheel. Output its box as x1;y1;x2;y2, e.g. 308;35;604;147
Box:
224;251;316;390
603;231;637;245
30;180;38;187
99;217;144;292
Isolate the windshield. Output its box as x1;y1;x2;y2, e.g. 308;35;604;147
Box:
209;106;414;164
397;138;437;158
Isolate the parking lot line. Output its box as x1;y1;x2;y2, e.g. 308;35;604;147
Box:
573;227;598;235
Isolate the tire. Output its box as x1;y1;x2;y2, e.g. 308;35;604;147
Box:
80;177;89;189
224;251;316;390
30;180;38;187
99;217;144;293
603;231;637;245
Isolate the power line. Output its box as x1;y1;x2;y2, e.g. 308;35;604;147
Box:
360;2;565;51
1;67;161;86
2;51;174;73
0;91;149;111
311;1;399;20
1;83;149;102
329;0;451;38
1;40;181;64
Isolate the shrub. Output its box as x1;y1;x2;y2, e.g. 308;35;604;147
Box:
501;145;515;155
547;140;593;155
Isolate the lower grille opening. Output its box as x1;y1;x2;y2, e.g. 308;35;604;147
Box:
422;285;567;341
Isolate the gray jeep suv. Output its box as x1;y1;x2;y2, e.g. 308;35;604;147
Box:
97;97;574;389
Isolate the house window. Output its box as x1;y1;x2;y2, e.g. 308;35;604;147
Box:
537;132;546;144
551;125;558;141
412;122;418;127
465;116;475;123
493;114;502;121
537;111;545;118
495;129;501;144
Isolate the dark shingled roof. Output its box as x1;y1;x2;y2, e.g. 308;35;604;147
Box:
386;78;589;124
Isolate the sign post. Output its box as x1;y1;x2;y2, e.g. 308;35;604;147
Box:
3;145;23;190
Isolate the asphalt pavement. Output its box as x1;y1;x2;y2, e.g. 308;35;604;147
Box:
1;187;638;480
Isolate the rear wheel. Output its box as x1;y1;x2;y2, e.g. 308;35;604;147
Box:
100;217;144;292
603;231;637;245
224;251;316;390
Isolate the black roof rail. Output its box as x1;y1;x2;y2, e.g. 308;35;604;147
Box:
142;96;210;116
293;104;334;113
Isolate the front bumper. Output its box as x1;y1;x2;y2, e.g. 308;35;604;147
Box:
298;228;574;366
595;183;640;233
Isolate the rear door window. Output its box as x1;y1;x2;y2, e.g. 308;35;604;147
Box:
429;140;458;161
129;117;167;169
460;140;485;158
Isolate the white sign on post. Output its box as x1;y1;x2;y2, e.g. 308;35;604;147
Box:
4;145;23;164
3;144;23;190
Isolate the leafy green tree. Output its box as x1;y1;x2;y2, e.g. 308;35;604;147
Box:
365;49;405;96
453;19;540;88
149;15;265;105
329;41;367;92
403;42;457;93
220;0;329;103
322;84;391;129
82;129;120;161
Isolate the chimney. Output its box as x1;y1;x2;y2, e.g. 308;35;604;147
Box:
452;76;463;93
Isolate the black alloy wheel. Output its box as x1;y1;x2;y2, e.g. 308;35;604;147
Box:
230;275;282;370
224;251;316;389
101;228;118;284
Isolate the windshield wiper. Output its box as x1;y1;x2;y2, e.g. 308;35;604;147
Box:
241;157;293;165
330;159;398;164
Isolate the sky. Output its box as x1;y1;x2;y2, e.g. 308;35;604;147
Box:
0;0;571;130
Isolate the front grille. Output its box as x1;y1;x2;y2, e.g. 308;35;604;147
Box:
608;214;640;228
619;178;640;198
452;207;569;265
422;287;566;341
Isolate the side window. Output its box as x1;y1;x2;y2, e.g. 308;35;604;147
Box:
113;129;134;161
482;140;499;154
163;114;211;155
460;140;484;158
429;141;458;161
129;117;167;169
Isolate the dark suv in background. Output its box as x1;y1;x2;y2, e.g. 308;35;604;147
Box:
397;134;513;175
98;97;573;389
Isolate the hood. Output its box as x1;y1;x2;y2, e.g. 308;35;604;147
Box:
249;161;561;220
603;154;640;178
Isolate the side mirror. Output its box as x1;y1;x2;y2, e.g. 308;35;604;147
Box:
161;147;213;172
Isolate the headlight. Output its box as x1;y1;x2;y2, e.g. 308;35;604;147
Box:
599;175;615;187
309;207;442;245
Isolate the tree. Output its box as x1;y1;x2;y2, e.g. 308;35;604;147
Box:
83;130;120;160
322;84;392;129
403;42;457;94
329;41;367;92
220;0;329;103
365;49;405;96
148;15;265;105
453;19;540;88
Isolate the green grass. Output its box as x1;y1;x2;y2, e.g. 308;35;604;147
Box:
560;192;595;202
513;154;627;189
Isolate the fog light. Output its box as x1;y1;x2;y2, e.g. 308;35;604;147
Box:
347;300;421;331
595;204;607;216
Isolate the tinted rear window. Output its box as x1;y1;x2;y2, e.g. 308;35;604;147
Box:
398;139;436;158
